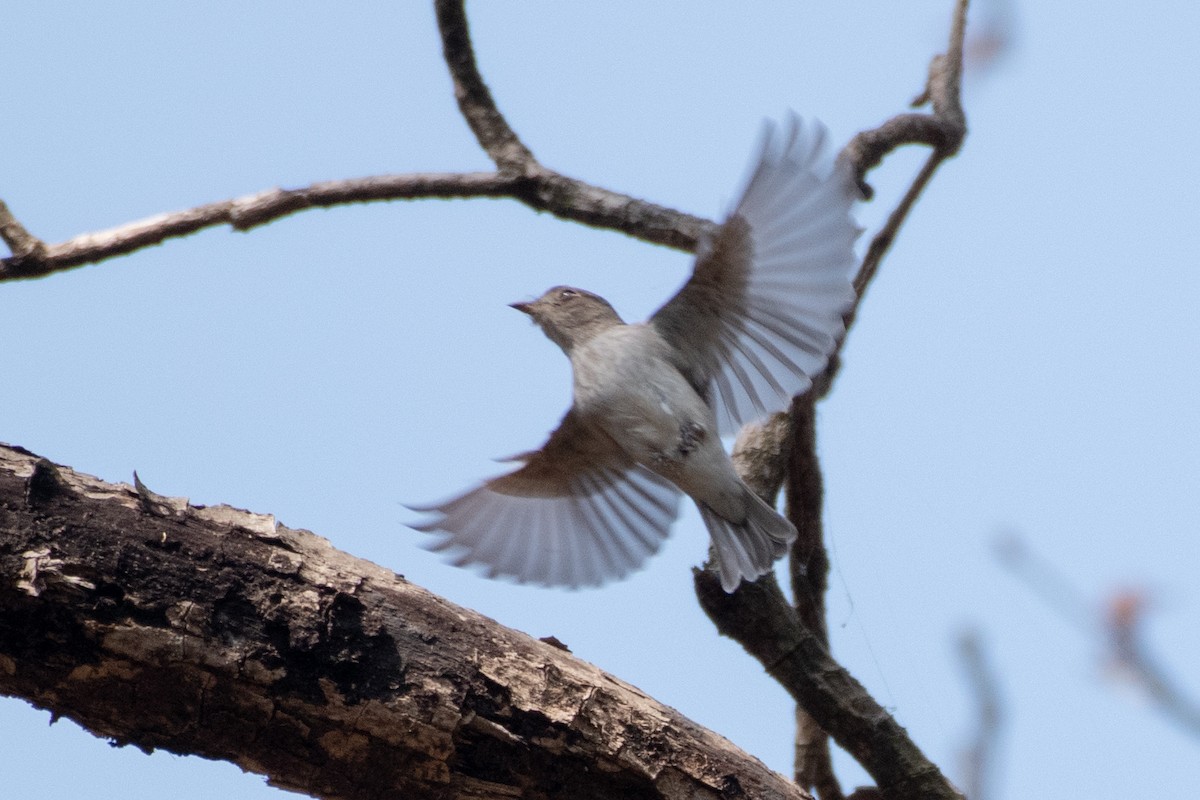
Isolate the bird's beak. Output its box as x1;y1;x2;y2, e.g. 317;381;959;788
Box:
509;300;534;315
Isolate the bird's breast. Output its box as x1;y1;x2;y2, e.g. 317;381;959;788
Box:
570;325;714;466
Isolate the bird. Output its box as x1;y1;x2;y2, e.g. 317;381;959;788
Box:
412;115;860;592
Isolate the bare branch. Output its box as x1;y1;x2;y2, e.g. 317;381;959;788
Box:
0;173;516;281
434;0;538;173
0;199;46;261
697;5;971;798
1000;534;1200;741
0;169;713;283
1;0;719;285
787;400;843;800
819;0;971;397
1107;592;1200;739
840;0;968;197
693;571;964;800
4;0;721;283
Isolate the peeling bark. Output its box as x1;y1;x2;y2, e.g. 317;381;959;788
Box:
0;444;808;800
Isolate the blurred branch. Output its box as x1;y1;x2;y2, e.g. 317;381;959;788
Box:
962;0;1016;76
1107;592;1200;738
999;533;1200;741
994;532;1094;633
956;629;1002;800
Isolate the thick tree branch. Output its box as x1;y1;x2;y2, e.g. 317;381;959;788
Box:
0;443;811;800
717;412;842;799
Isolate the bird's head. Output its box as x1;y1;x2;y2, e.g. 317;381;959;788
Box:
511;286;624;352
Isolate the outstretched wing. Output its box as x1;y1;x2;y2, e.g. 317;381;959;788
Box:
411;410;682;588
651;115;860;435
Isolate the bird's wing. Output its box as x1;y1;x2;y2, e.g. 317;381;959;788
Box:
650;115;860;435
411;410;682;588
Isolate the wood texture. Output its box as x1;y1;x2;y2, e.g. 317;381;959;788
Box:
0;443;809;800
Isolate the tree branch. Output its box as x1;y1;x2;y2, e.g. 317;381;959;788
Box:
830;0;969;386
434;0;538;173
0;174;517;281
0;169;712;283
0;0;964;286
3;1;973;795
0;0;711;284
956;629;1002;800
999;533;1200;741
693;572;963;800
0;443;812;800
786;400;842;800
0;199;47;261
698;3;971;797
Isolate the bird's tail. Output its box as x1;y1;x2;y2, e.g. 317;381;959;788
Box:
698;485;797;592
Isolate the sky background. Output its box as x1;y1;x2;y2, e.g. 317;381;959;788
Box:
3;2;1199;798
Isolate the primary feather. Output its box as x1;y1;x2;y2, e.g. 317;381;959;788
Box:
651;114;860;434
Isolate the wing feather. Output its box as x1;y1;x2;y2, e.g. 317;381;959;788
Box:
412;411;682;588
650;114;859;434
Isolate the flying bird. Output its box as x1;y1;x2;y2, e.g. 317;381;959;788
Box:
413;115;860;592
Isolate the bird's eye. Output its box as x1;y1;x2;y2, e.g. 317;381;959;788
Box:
559;289;579;300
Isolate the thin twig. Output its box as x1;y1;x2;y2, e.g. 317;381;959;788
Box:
993;532;1096;634
818;0;970;397
434;0;538;174
1;173;514;281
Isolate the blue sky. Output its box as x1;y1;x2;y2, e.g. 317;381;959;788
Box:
3;2;1199;798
